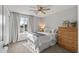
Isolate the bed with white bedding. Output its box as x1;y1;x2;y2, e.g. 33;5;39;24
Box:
26;32;57;53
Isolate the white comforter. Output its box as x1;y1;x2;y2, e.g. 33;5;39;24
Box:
26;32;56;53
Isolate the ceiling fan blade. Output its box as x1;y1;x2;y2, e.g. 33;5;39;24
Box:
43;8;50;10
41;10;46;14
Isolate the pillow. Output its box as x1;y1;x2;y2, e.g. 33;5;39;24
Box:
51;29;55;33
37;32;49;35
51;29;57;33
44;28;51;33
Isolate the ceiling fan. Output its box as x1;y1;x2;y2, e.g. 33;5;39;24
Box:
30;5;50;14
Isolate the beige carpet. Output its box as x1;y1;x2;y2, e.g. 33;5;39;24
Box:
7;41;70;53
8;41;32;53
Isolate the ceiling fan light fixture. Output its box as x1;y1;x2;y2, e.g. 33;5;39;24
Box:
30;5;50;15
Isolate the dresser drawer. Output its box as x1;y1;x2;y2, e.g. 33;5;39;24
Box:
61;34;77;41
58;41;77;52
58;27;77;52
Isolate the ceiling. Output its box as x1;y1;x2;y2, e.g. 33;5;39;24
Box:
5;5;76;17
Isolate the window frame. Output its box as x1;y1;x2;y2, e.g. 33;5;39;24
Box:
19;15;29;33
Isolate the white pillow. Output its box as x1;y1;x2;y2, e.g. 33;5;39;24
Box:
37;32;49;35
51;29;55;33
44;28;51;33
51;29;57;33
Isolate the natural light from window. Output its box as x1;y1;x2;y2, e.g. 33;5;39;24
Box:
20;16;29;33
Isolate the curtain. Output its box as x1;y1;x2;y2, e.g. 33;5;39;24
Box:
0;6;2;41
9;13;35;43
27;16;34;33
9;12;20;43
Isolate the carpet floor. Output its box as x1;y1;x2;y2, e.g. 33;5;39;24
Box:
7;40;70;53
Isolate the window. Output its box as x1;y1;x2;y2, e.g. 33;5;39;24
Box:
20;15;29;33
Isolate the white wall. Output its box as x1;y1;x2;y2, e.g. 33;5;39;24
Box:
44;6;77;30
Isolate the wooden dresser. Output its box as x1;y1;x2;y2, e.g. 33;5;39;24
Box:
58;27;77;52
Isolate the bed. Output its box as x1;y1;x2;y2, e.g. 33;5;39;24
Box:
26;32;57;53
